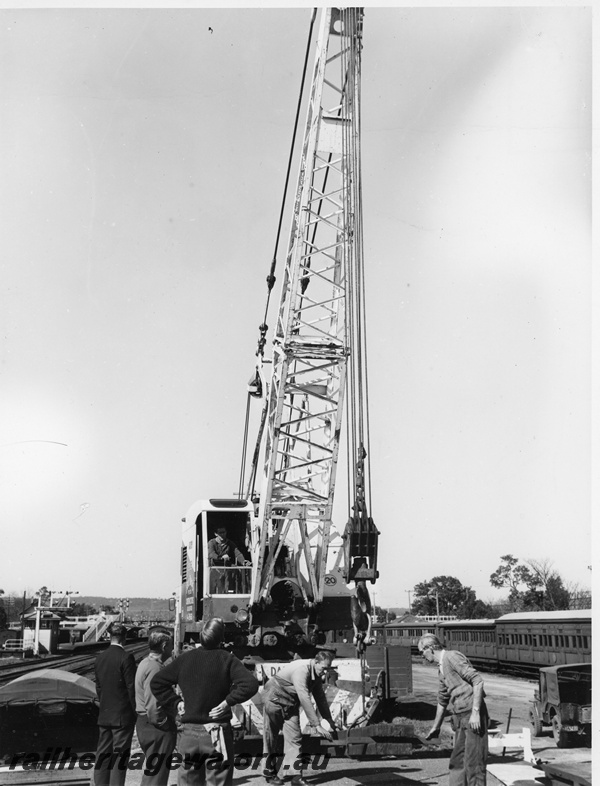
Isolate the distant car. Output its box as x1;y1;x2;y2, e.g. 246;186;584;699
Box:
529;663;591;748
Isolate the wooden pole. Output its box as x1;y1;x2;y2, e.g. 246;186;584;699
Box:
502;708;512;757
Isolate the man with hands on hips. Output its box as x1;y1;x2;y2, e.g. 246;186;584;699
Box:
150;617;258;786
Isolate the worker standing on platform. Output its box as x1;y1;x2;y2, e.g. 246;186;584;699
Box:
419;633;488;786
207;527;251;593
93;622;137;786
134;629;177;786
262;651;335;786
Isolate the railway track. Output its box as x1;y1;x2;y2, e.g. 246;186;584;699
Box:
0;642;148;686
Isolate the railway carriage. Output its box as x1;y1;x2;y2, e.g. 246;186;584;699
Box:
437;619;497;668
379;611;591;674
379;619;441;653
495;610;591;670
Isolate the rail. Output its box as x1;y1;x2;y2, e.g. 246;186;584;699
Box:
0;642;148;686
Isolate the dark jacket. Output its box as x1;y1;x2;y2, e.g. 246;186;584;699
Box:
207;537;245;566
95;643;137;726
151;647;258;724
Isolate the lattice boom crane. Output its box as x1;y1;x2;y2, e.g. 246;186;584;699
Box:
180;7;379;652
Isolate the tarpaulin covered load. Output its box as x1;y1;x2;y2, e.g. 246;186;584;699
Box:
0;669;98;711
0;670;99;758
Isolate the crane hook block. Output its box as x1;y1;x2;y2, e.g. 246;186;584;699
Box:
342;514;379;582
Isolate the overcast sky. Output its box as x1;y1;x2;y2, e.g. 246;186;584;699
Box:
0;4;592;609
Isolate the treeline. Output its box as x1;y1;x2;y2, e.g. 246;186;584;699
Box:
0;588;173;629
402;554;590;620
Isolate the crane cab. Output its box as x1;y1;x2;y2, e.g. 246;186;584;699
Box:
179;498;254;644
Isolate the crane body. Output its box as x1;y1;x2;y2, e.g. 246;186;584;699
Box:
177;8;412;750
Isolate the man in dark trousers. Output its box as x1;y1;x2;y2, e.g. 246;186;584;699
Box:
93;622;137;786
150;617;258;786
419;633;488;786
262;651;335;786
134;628;177;786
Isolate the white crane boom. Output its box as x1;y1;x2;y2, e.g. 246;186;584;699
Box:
249;8;378;633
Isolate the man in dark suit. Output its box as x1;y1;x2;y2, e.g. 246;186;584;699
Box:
93;621;137;786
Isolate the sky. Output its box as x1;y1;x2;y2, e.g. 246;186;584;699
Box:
0;4;593;610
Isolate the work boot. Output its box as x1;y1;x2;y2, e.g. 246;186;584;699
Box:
264;772;286;785
291;775;310;786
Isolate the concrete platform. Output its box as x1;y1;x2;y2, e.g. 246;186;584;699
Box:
487;748;593;786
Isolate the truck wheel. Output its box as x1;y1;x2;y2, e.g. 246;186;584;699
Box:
552;715;573;748
529;707;543;737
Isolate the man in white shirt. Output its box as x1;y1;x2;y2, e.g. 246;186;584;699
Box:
262;651;335;786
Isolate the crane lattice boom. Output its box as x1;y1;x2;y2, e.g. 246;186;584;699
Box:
250;8;377;627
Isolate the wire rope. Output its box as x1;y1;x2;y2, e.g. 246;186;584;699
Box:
238;9;317;497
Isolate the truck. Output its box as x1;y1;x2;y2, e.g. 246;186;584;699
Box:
529;663;592;748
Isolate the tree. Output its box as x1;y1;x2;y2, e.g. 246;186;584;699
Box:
524;559;570;610
411;577;491;619
373;607;397;623
412;576;467;617
461;590;494;619
489;555;535;611
33;586;51;606
69;602;98;617
490;555;571;612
